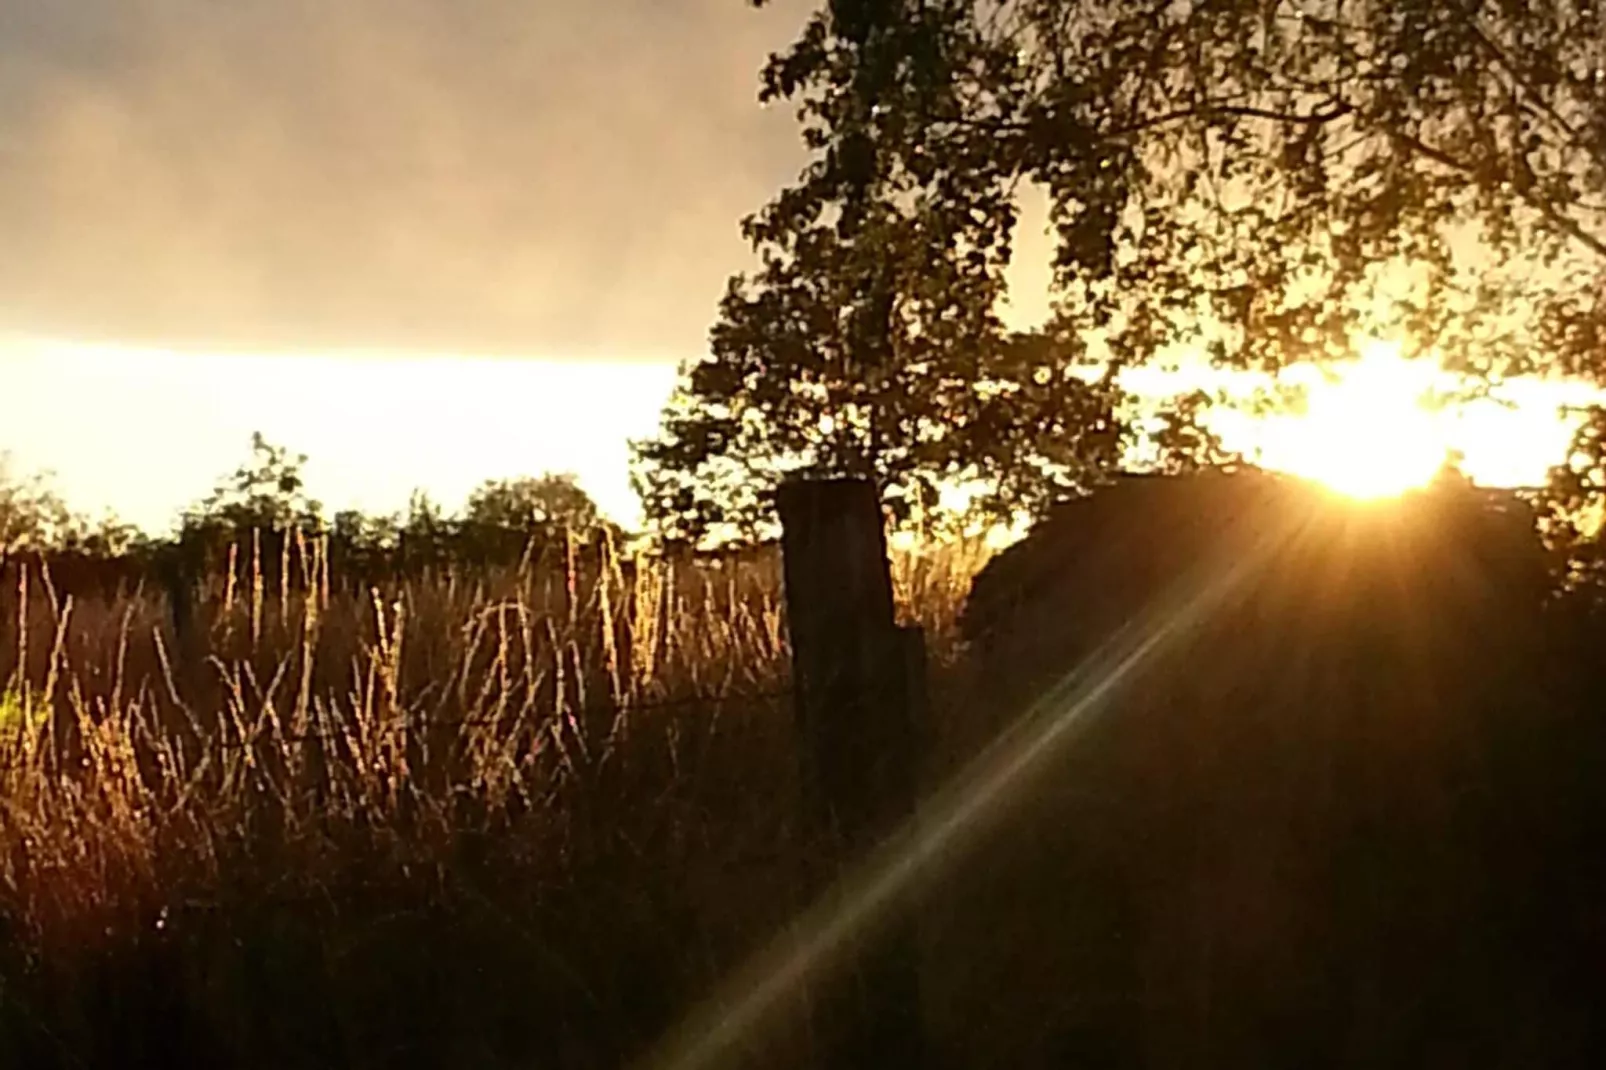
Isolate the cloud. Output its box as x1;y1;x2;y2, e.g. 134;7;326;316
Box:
0;0;810;356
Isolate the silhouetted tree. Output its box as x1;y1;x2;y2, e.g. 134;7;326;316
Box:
395;489;454;575
0;456;148;609
463;473;601;533
966;0;1606;380
321;507;399;585
161;431;326;622
1540;405;1606;594
185;431;323;536
648;0;1606;544
443;473;611;570
0;453;72;553
632;2;1140;543
57;513;146;559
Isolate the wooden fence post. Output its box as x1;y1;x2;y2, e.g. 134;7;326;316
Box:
154;546;188;651
776;477;927;1069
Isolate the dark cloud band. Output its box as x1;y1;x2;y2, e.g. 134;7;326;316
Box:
0;0;808;356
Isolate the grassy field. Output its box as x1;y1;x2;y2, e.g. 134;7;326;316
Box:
0;533;991;1069
8;497;1600;1069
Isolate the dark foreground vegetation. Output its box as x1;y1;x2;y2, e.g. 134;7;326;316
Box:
0;466;1602;1069
7;0;1606;1060
0;501;978;1070
952;470;1606;1068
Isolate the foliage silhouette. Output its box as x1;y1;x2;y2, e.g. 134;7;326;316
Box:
4;449;1606;1067
952;468;1603;1067
632;2;1150;544
0;453;75;554
641;0;1606;551
464;472;601;533
0;434;619;619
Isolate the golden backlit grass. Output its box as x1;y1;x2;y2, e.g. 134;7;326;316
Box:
0;531;991;1067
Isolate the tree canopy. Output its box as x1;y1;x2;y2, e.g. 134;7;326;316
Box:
0;453;142;557
634;0;1606;544
633;0;1141;544
185;431;324;536
0;453;71;554
171;434;612;581
464;473;602;533
978;0;1606;382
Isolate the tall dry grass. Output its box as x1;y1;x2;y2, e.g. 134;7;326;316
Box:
0;530;989;1069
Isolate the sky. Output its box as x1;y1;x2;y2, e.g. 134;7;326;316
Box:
0;0;813;355
0;0;825;531
1;339;682;532
0;0;1594;536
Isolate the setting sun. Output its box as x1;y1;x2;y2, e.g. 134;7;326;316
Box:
1259;343;1452;498
1211;340;1596;500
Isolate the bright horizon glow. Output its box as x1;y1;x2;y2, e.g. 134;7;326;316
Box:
1196;339;1598;501
0;335;682;535
2;333;1601;539
1260;341;1451;498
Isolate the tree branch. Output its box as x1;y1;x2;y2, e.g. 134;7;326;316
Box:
1388;127;1606;262
1106;99;1356;140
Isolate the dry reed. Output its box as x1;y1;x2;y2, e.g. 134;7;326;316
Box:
0;530;988;1069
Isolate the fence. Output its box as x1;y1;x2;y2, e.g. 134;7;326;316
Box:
776;478;928;1069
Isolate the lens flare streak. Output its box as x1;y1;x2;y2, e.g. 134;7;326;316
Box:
635;508;1311;1070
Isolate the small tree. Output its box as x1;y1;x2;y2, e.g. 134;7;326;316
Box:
0;453;71;553
173;432;324;585
58;512;145;559
0;453;151;563
463;473;602;533
187;431;323;534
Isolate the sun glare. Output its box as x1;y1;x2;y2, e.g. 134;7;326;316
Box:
1251;341;1461;499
